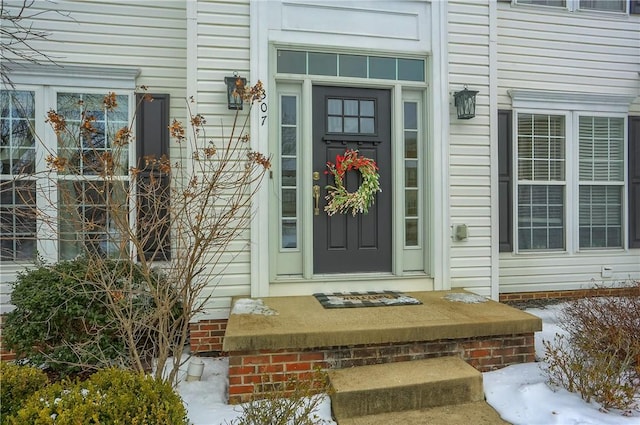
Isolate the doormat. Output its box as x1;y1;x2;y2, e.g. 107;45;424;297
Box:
313;290;422;309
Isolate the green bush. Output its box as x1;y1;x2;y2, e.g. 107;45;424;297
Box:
543;280;640;412
2;257;173;375
0;362;49;423
7;367;188;425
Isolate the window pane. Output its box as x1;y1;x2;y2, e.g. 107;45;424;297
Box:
518;0;566;6
405;161;418;187
344;100;358;116
517;185;565;251
579;185;622;248
57;93;129;176
517;113;565;181
1;90;36;176
404;102;417;130
398;59;424;82
0;180;37;261
579;116;624;182
281;158;296;187
405;219;418;246
360;101;374;117
328;99;342;115
328;117;342;133
282;220;297;249
59;181;129;259
308;52;337;76
339;54;367;78
405;189;418;216
277;50;306;74
281;96;296;125
360;118;374;134
369;57;396;80
405;131;418;158
281;189;297;217
282;127;296;155
580;0;625;11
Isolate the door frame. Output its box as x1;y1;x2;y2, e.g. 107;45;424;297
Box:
266;75;432;291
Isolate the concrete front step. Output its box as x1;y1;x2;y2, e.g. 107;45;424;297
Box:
328;356;484;420
335;401;511;425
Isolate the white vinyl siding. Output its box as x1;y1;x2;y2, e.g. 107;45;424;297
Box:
448;1;493;294
497;3;640;113
498;1;640;293
0;1;187;315
194;0;252;318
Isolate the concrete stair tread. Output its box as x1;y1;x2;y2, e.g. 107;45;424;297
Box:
335;401;511;425
328;356;484;419
328;356;480;392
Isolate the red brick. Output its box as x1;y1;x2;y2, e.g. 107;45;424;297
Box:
228;376;242;385
243;375;263;384
299;352;324;362
242;356;270;365
258;364;284;374
469;349;490;358
285;362;311;372
272;354;298;363
229;366;254;375
229;385;254;395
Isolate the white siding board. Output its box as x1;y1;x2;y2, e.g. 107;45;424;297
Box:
193;0;252;317
449;0;493;300
497;3;640;294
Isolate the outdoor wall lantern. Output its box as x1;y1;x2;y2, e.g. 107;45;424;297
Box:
225;73;247;110
454;86;479;120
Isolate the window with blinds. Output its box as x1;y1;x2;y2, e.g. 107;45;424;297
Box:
578;116;624;248
516;113;566;251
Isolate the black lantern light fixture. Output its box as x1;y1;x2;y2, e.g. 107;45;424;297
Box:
225;72;247;110
453;86;479;120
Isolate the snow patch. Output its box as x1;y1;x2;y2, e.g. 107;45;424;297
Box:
231;298;278;315
443;293;488;303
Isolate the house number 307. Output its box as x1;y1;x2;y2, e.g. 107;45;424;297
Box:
260;101;267;126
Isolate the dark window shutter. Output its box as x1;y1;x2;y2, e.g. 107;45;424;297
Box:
630;0;640;14
136;93;171;261
498;109;513;252
629;115;640;248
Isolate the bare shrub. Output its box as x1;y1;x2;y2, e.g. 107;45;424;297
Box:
229;369;334;425
2;80;270;384
543;279;640;412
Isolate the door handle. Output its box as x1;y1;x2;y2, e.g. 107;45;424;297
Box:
313;184;320;215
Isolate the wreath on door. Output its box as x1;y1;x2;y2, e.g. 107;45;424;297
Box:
324;149;381;216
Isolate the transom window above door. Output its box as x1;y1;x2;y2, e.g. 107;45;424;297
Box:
277;50;425;82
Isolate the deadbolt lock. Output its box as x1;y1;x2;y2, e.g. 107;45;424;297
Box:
313;171;320;181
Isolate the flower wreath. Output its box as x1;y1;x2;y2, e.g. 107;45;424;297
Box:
324;149;381;216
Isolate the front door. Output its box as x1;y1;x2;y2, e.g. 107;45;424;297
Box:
312;86;392;274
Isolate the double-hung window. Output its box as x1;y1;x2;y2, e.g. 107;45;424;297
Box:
1;87;133;262
507;108;630;253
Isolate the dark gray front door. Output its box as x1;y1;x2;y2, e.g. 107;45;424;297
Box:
312;86;392;274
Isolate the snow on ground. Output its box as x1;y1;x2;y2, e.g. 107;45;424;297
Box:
177;304;639;425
